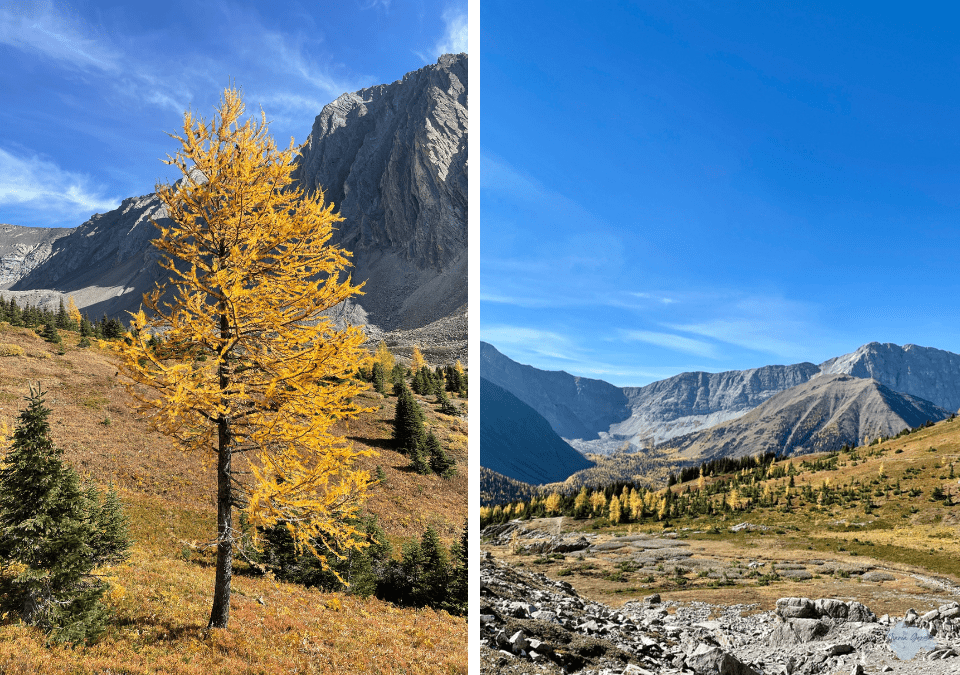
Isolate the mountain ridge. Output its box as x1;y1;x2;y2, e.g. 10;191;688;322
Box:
479;341;631;441
0;55;467;335
666;373;951;461
481;340;960;469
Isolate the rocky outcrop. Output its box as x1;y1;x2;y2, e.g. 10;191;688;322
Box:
608;363;822;451
293;52;467;330
0;224;73;289
666;374;951;461
481;378;594;485
0;55;467;335
7;194;169;319
480;550;960;675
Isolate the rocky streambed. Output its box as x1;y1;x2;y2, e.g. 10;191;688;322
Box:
480;522;960;675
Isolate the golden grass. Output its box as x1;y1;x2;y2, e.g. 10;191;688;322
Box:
0;555;466;674
0;324;467;673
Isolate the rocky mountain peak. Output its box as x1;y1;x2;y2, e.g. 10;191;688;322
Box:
0;56;467;335
293;53;467;274
667;373;951;461
819;342;960;413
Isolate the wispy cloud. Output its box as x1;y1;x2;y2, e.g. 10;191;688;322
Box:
620;329;719;359
629;291;677;305
481;153;628;272
255;30;366;102
481;325;576;362
433;8;467;57
666;318;807;361
663;295;824;361
0;148;121;223
0;1;118;72
478;285;600;309
477;290;549;308
483;327;719;386
359;0;392;10
0;2;369;132
481;153;602;229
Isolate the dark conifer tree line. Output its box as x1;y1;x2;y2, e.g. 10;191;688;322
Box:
249;519;467;616
0;295;128;343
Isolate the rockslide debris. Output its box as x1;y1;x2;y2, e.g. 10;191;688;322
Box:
480;552;960;675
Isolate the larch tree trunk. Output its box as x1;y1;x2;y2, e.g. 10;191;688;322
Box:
209;302;234;629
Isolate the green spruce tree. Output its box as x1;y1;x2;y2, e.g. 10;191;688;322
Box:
55;299;70;330
447;521;467;615
420;366;438;396
40;320;61;345
436;386;459;416
418;526;449;609
393;383;426;455
0;386;131;644
7;298;22;327
397;539;425;606
410;443;431;475
426;432;455;477
371;361;387;395
412;368;427;395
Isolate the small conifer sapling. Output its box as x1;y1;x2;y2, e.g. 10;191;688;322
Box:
0;385;131;644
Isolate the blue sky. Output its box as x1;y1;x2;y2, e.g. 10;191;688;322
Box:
480;2;960;387
0;0;466;229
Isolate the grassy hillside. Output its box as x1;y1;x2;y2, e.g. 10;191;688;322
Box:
483;413;960;617
0;324;466;674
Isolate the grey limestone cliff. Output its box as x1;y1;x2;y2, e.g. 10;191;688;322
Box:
480;342;632;442
0;55;467;335
8;195;169;319
606;363;822;451
0;224;73;290
293;52;467;330
482;341;960;463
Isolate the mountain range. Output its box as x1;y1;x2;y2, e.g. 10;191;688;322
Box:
481;340;960;484
0;54;467;337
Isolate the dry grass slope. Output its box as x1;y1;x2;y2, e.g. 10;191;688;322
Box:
0;323;466;674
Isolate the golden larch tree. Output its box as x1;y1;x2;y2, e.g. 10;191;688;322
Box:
609;494;622;524
629;487;643;520
573;486;589;515
590;490;607;515
656;496;668;521
375;341;395;372
115;88;373;629
544;491;562;515
410;346;426;372
67;296;82;327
